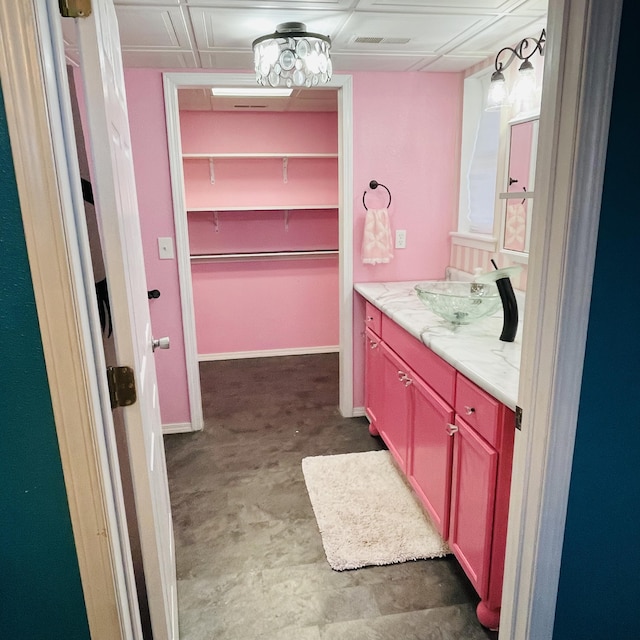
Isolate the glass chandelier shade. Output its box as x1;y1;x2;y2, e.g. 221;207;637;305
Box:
252;22;332;88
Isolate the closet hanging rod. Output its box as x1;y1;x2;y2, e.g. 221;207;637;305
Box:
362;180;392;210
190;249;339;262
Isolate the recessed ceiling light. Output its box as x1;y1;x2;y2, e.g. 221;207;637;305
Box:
211;87;293;97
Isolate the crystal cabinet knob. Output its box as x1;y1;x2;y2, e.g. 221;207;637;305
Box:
152;336;170;352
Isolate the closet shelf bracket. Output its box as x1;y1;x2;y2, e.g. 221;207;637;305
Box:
209;158;215;184
212;211;219;232
284;209;289;231
282;156;288;184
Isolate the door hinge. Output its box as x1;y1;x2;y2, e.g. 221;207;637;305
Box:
106;366;137;409
59;0;92;18
515;405;523;431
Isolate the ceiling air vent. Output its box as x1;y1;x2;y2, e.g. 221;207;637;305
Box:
354;36;384;44
353;36;410;45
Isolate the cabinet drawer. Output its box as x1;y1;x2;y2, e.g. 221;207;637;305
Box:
455;374;500;447
364;302;382;336
381;315;456;405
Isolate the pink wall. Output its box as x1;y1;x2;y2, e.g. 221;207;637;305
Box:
125;70;191;426
351;72;463;406
192;258;339;354
124;69;463;423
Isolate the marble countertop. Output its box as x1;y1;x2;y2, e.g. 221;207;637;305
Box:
354;281;521;410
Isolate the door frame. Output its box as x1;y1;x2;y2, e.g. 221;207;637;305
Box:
0;0;623;638
162;72;354;429
500;0;623;636
0;2;139;638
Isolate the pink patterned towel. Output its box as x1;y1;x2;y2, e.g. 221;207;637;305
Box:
362;208;394;264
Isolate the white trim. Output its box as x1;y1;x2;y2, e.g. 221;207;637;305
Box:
501;1;623;638
498;248;529;264
198;346;340;362
162;71;355;422
449;231;497;252
337;75;355;418
163;74;205;433
162;422;193;435
0;2;136;638
351;406;367;418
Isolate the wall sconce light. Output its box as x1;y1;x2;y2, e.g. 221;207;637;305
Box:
252;22;332;88
486;29;546;111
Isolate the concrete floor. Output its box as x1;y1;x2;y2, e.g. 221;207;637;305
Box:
164;353;498;640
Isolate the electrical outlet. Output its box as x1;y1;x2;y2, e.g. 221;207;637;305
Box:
395;229;407;249
158;237;175;260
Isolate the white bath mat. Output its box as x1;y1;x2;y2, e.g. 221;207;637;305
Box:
302;450;449;571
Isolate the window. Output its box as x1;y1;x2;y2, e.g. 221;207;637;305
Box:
457;69;501;237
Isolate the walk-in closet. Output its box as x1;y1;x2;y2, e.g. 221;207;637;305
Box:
178;89;339;361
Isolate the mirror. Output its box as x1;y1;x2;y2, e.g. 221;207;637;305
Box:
500;116;539;255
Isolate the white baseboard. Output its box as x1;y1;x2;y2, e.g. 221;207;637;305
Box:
198;345;340;362
162;422;195;435
350;406;366;418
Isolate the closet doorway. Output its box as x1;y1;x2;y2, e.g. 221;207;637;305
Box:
163;73;354;429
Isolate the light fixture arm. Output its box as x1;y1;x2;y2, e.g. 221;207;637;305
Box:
493;28;546;74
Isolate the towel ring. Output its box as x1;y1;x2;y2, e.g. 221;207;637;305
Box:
363;180;392;210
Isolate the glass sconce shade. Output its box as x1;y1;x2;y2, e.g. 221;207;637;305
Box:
510;59;537;110
486;70;508;111
252;22;332;88
486;29;545;111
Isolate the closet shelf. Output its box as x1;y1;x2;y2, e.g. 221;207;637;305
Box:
182;152;338;159
186;205;339;212
190;250;339;262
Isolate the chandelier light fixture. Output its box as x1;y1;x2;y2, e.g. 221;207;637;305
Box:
252;22;332;88
486;29;546;111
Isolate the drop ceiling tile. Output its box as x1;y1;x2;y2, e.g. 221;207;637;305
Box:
190;7;347;51
333;11;484;52
120;49;199;68
356;0;520;13
115;6;192;49
185;0;354;7
199;51;255;71
419;54;491;72
331;52;430;72
453;15;546;54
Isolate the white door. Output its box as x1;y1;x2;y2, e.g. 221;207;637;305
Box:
71;3;178;639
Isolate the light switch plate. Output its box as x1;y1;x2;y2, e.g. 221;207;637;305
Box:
158;237;174;260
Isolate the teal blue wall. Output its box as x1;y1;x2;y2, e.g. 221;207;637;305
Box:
0;88;91;638
553;2;640;638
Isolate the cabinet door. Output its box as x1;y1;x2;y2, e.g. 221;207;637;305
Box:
449;416;498;599
364;328;384;431
379;342;412;472
409;376;455;539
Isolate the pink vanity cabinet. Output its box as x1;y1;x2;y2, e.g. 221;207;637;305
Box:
362;304;515;630
451;376;515;630
364;303;384;435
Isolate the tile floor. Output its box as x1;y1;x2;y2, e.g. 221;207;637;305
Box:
164;353;498;640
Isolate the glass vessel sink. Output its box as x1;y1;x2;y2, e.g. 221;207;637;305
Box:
415;281;502;325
